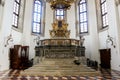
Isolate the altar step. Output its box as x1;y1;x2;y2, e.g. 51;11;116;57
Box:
20;58;101;76
33;57;87;65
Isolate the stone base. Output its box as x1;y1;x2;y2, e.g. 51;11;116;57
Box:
21;58;101;76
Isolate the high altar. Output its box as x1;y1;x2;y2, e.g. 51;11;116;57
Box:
35;19;85;58
49;19;70;39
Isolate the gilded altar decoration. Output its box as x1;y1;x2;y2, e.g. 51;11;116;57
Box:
49;19;70;39
47;0;76;10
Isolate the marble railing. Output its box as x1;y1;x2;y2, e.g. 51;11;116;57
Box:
40;39;80;46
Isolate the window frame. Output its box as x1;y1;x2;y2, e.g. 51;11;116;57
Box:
55;9;65;20
100;0;108;28
32;0;43;34
78;0;88;34
12;0;21;28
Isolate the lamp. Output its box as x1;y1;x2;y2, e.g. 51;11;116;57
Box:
4;34;13;47
106;35;116;48
47;0;76;10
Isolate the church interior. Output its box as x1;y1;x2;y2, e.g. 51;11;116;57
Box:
0;0;120;79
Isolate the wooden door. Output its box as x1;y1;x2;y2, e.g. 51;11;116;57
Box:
99;49;111;68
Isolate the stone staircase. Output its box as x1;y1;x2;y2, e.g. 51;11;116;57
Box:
20;58;101;76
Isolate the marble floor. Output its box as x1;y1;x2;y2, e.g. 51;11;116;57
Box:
0;68;120;80
0;59;120;80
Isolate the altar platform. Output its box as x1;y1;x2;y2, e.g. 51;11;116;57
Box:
35;19;85;58
21;58;100;76
35;39;85;58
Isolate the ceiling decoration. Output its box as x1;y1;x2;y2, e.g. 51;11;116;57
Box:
47;0;76;10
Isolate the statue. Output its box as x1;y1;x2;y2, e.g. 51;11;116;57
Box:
34;36;41;46
79;35;85;46
52;23;58;31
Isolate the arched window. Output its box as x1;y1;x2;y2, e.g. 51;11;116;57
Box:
12;0;25;31
100;0;108;28
12;0;21;28
78;0;88;34
32;0;42;34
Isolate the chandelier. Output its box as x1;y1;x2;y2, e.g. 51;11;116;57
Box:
47;0;76;10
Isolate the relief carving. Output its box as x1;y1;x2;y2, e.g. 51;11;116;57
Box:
49;19;70;39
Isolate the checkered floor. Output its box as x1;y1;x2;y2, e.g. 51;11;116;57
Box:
0;68;120;80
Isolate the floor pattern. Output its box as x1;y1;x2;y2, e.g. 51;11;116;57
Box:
0;68;120;80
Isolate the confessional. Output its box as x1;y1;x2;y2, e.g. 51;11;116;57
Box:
9;45;30;69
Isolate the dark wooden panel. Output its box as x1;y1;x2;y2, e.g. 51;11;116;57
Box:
9;45;30;70
20;46;29;69
99;49;111;68
9;45;21;69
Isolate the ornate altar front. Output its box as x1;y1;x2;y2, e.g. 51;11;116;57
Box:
35;19;85;58
35;39;85;58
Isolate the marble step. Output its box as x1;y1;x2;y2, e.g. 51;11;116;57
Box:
24;69;95;72
21;71;100;76
20;58;100;76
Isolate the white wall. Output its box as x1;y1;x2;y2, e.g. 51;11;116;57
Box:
83;0;100;63
0;0;13;71
116;1;120;71
0;0;23;71
98;0;120;71
0;0;37;71
67;3;76;39
0;5;3;30
44;3;53;39
0;0;25;71
22;0;35;59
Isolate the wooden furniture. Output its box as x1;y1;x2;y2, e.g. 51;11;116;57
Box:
9;45;21;69
99;49;111;68
20;46;29;69
9;45;29;69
